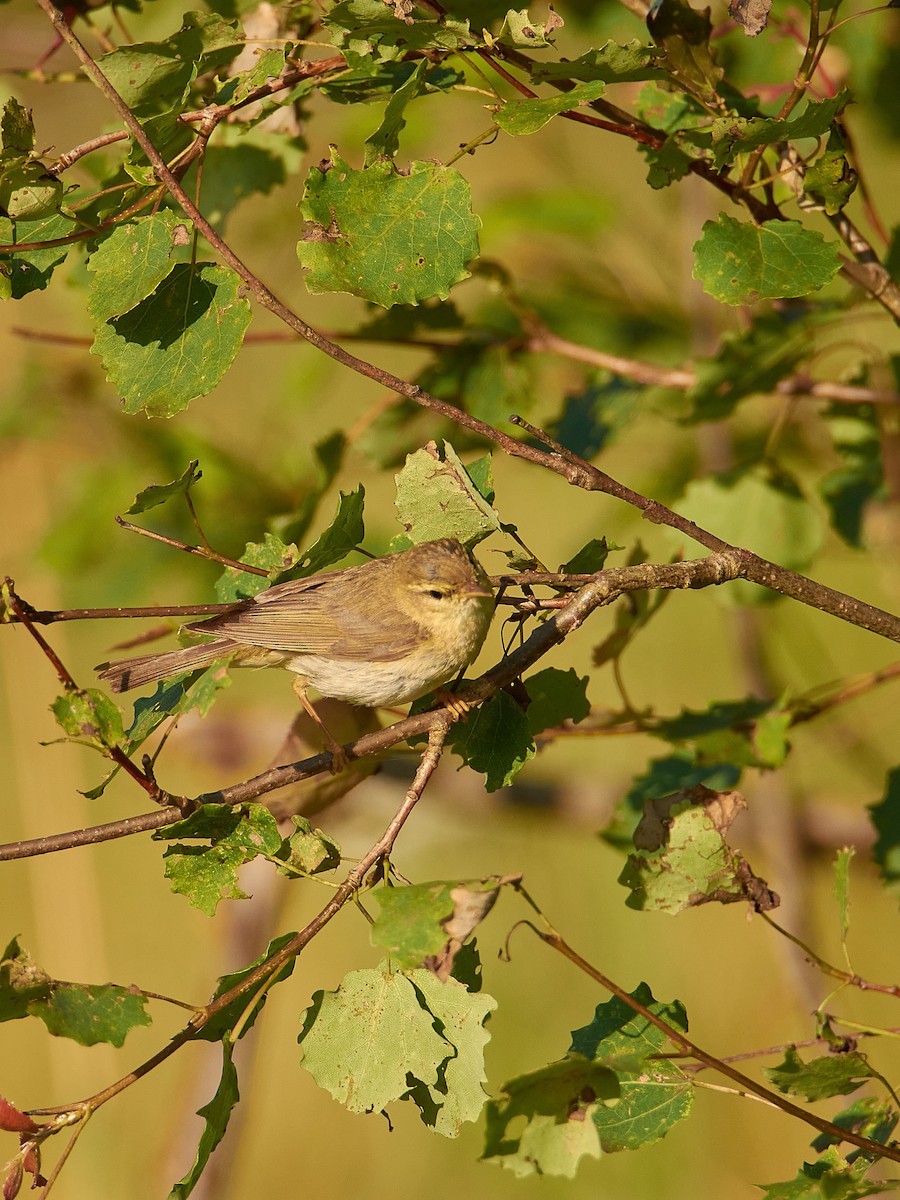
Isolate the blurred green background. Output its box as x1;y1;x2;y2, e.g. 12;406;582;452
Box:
2;0;900;1195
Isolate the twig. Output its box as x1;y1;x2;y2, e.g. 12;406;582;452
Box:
114;517;270;576
532;923;900;1163
30;719;452;1119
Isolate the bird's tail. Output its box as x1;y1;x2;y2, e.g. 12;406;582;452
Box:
96;639;235;693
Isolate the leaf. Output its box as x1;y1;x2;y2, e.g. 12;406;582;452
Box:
868;767;900;899
647;0;723;105
0;154;62;221
153;804;284;916
524;668;591;736
324;1;471;60
494;81;607;137
551;382;640;459
0;937;52;1022
126;460;202;515
619;784;779;913
448;691;536;791
569;983;694;1151
4;211;74;297
215;533;301;602
394;441;501;547
676;466;823;603
834;847;854;943
274;816;342;877
560;539;613;575
483;1058;615;1177
729;0;772;37
533;42;666;83
199;932;298;1043
405;971;497;1136
601;753;742;850
693;215;841;305
764;1047;877;1102
709;93;851;169
91;263;252;417
97;12;244;113
87;212;191;322
50;688;124;752
167;1044;239;1200
497;7;564;48
297;150;479;307
364;58;430;164
818;404;884;548
810;1096;899;1154
686;311;826;423
1;98;34;152
298;967;448;1112
371;879;501;970
804;126;858;215
289;485;366;578
30;983;151;1047
760;1145;900;1199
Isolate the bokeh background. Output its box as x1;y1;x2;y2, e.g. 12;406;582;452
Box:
2;0;900;1196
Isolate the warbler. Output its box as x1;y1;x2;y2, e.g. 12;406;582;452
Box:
97;538;494;768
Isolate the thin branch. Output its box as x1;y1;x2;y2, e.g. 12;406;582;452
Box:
114;517;270;576
30;719;452;1119
0;552;746;861
534;924;900;1163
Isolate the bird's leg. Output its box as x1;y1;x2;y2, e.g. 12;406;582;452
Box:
291;677;349;774
433;686;474;721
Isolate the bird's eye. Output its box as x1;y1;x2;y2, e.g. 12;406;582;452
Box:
427;588;447;600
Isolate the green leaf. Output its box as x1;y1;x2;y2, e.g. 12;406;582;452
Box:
298;967;449;1112
494;81;607;137
0;153;62;221
0;937;52;1021
619;784;778;913
121;666;233;758
551;382;640;459
30;983;151;1047
395;441;501;547
405;970;497;1136
569;983;693;1150
289;485;366;578
760;1145;899;1199
676;467;823;604
764;1047;877;1102
483;1058;615;1177
126;460;202;515
168;1044;239;1200
97;12;244;113
524;668;591;736
4;211;74;297
497;7;564;48
601;753;741;850
818;404;884;548
449;691;536;791
810;1096;899;1154
693;215;841;305
50;688;124;752
87;212;190;322
834;847;854;942
194;130;305;229
647;0;723;105
324;1;471;60
199;932;298;1043
215;533;300;602
275;816;342;877
560;538;613;575
753;708;792;768
370;879;502;974
804;127;858;215
869;767;900;899
686;311;825;423
153;804;284;916
364;58;430;164
91;263;252;417
297;150;479;307
533;41;666;83
709;92;851;168
1;98;34;152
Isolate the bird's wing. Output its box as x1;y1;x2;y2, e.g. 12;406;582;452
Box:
188;570;420;661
